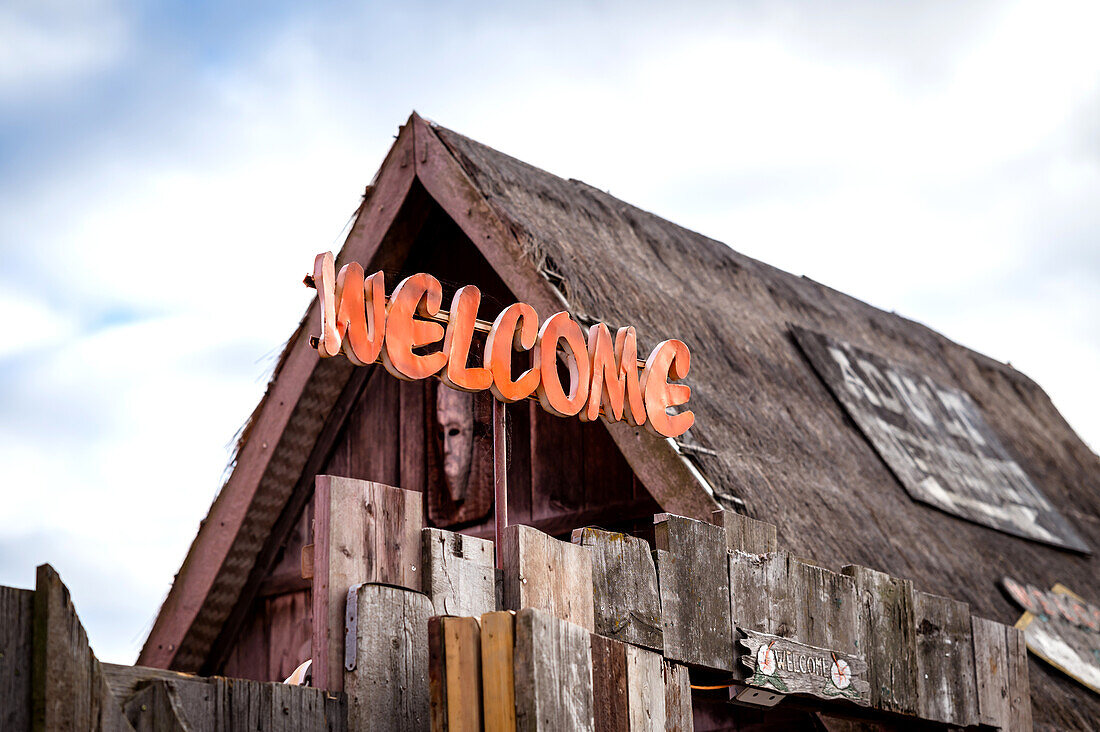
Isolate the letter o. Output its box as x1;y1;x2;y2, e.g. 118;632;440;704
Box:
535;312;591;417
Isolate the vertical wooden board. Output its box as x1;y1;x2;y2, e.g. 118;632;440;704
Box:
344;366;401;484
399;378;427;496
429;617;448;732
267;591;311;683
504;397;532;526
912;591;978;727
344;584;432;732
444;617;483;732
841;565;918;717
312;476;423;691
32;564;134;732
1;586;33;731
422;528;497;618
662;662;693;732
625;643;665;732
581;419;636;511
513;608;594;732
1005;626;1032;732
728;550;790;641
480;612;516;732
590;635;629;732
710;510;777;554
654;514;734;671
789;558;860;655
501;524;594;632
971;616;1010;729
571;528;663;652
530;403;584;519
122;680;190;732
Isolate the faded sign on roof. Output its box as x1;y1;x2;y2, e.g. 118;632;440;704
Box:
792;326;1088;553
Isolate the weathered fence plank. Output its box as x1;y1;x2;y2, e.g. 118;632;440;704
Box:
480;611;516;732
912;590;978;727
662;661;693;731
571;527;662;651
1005;625;1033;731
312;476;423;691
120;675;346;731
840;565;919;717
514;608;594;731
344;583;432;731
711;509;777;554
590;634;629;731
122;680;192;732
1;586;33;731
501;525;593;632
789;559;860;655
654;514;734;671
422;528;497;618
625;643;666;731
729;550;794;642
32;564;134;732
971;616;1010;729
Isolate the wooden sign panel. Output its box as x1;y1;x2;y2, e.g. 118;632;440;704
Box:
792;326;1088;553
1002;577;1100;694
738;629;870;705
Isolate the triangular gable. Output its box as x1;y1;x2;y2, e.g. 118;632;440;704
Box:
139;114;716;671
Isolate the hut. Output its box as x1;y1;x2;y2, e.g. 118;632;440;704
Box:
137;113;1099;730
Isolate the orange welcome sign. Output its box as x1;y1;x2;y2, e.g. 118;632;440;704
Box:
310;252;694;438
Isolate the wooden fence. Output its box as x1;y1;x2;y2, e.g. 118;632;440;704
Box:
0;475;1033;730
0;565;345;731
316;477;1032;731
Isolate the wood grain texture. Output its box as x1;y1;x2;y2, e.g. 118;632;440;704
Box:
662;661;693;732
422;528;497;618
1005;625;1033;732
590;635;629;731
841;565;918;717
571;527;662;651
625;643;665;731
312;476;423;691
122;681;191;732
654;514;733;671
971;616;1010;729
479;611;516;732
1;586;33;731
120;676;346;732
445;617;482;731
343;583;432;731
912;590;978;727
513;608;594;731
711;510;777;554
32;564;135;732
501;524;593;632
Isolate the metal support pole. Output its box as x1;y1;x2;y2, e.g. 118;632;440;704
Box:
493;398;508;569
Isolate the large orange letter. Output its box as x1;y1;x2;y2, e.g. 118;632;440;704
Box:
381;273;447;380
584;324;646;425
535;312;591;418
313;253;386;365
485;303;541;402
641;339;694;438
441;285;492;392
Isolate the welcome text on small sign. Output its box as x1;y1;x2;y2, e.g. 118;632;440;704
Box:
310;252;694;438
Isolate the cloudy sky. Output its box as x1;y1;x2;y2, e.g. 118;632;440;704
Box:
1;0;1096;664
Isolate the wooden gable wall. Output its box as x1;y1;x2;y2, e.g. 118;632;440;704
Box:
217;195;661;682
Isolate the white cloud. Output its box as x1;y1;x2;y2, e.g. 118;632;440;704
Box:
0;0;130;103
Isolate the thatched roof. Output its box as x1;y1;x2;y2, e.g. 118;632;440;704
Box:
143;114;1099;727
